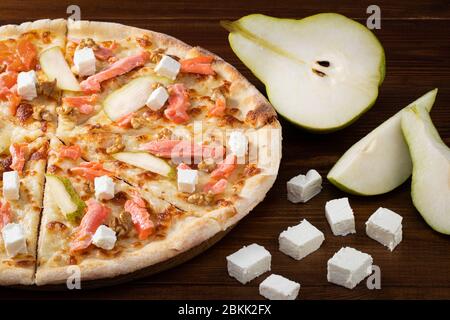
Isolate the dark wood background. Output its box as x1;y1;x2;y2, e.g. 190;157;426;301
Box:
0;0;449;300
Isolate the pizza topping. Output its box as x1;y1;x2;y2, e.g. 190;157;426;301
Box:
15;103;33;123
136;35;152;48
70;199;111;252
110;211;133;237
105;135;125;154
177;166;199;193
29;142;49;161
32;104;53;121
73;47;96;77
92;225;117;250
203;178;228;195
9;143;28;173
36;79;60;100
17;70;38;101
3;171;20;201
140;139;225;161
0;37;37;73
45;174;87;223
2;223;27;257
197;158;216;173
0;88;21;116
208;92;227;117
80;51;150;93
70;162;113;181
177;163;191;170
59;145;82;160
157;128;173;140
180;56;215;75
210;154;237;179
78;38;116;61
0;71;18;89
62;94;98;115
0;156;12;174
16;37;37;72
0;201;12;229
113;152;175;178
164;83;190;124
124;192;155;240
187;191;214;206
244;163;261;177
46;221;68;232
115;112;135;128
39;46;82;91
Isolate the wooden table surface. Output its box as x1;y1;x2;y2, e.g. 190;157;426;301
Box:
0;0;449;300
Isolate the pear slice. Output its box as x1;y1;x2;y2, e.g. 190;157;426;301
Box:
45;174;86;223
222;13;385;132
39;46;81;91
327;89;438;195
401;105;450;234
103;75;171;121
112;152;175;178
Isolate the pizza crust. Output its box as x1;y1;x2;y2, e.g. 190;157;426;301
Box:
0;19;66;39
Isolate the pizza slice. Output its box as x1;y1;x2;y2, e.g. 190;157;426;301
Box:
0;19;69;134
0;129;48;285
36;137;223;285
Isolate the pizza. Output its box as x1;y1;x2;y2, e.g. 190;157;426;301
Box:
0;19;281;286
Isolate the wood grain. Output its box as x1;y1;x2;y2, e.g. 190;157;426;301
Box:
0;0;449;299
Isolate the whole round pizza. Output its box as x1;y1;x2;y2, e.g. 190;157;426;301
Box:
0;19;281;286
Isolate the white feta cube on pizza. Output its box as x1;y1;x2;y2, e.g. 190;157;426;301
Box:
146;86;169;111
327;247;373;289
17;70;37;101
366;207;403;251
73;47;96;77
325;197;356;236
287;169;322;203
259;274;300;300
154;55;180;80
228;131;248;158
177;168;198;193
94;175;115;201
226;243;271;284
279;219;324;260
2;223;28;257
3;171;20;201
92;225;117;250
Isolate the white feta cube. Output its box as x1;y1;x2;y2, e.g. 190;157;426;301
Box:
2;223;27;257
325;197;356;236
154;55;180;80
92;225;117;250
17;70;37;101
177;169;198;193
279;219;325;260
366;207;403;251
259;274;300;300
94;175;115;201
2;171;20;201
228;131;248;159
146;86;169;111
226;243;271;284
327;247;373;289
73;47;96;77
287;169;322;203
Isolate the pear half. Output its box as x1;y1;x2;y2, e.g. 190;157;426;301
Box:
401;105;450;234
328;89;438;195
222;13;385;132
